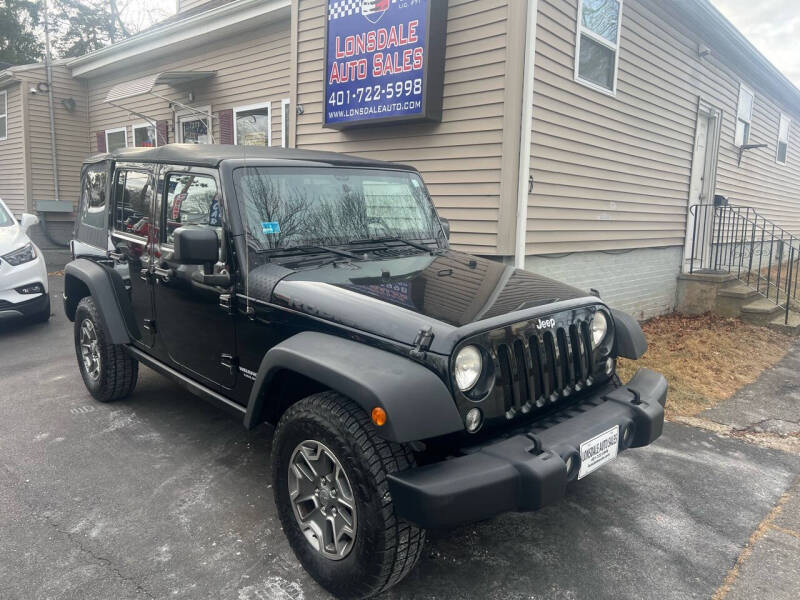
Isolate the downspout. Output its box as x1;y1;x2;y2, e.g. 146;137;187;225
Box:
40;0;69;247
514;0;539;269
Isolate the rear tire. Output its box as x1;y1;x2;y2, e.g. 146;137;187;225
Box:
272;392;425;599
74;296;138;402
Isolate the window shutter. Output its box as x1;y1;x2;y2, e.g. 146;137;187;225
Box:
156;119;169;145
218;109;234;144
96;131;106;153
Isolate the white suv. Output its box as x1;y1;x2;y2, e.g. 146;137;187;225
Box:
0;198;50;323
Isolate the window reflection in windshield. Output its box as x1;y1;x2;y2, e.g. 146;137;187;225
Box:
233;167;441;252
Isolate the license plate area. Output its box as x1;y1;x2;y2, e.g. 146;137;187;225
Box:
577;425;619;479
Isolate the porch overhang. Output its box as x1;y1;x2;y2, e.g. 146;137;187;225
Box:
104;71;216;103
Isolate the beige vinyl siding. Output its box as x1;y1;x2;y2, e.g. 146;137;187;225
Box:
86;20;290;152
528;0;800;255
0;83;26;215
294;0;512;255
25;65;89;215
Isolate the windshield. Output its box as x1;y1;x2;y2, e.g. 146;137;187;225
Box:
0;202;12;227
233;167;442;251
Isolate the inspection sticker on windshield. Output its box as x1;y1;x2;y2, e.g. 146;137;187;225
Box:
578;426;619;480
261;221;281;235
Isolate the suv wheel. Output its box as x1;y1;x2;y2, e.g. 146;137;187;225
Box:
272;392;425;599
74;296;138;402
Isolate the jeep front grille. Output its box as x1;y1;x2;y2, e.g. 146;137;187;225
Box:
491;319;594;418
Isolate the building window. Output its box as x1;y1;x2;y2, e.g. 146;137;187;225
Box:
105;127;128;152
0;90;7;140
574;0;623;95
234;103;272;146
177;107;211;144
281;98;290;148
777;114;790;165
735;84;754;147
133;122;157;148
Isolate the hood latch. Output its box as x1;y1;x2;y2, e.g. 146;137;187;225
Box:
412;326;435;356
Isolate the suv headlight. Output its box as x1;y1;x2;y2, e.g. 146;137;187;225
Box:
454;345;482;391
591;310;609;347
2;243;37;266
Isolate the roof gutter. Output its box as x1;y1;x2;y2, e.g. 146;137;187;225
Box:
514;0;539;269
68;0;290;78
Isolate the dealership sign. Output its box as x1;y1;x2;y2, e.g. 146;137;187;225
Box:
324;0;447;129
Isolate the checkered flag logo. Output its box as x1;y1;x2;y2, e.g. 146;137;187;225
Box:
328;0;396;21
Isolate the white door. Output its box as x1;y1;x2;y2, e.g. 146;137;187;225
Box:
683;102;721;272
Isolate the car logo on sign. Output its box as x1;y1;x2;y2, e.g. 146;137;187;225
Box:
361;0;389;23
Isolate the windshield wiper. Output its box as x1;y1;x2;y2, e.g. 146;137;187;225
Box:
256;245;363;259
348;236;436;253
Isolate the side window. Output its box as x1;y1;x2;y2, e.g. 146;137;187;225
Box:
80;165;108;229
164;173;221;244
113;170;155;240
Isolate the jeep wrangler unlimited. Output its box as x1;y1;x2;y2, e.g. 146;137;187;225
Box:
64;144;666;599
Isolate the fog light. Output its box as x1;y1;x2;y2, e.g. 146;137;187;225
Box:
16;282;44;295
565;455;574;474
605;357;615;375
564;453;580;478
465;408;482;433
621;423;634;448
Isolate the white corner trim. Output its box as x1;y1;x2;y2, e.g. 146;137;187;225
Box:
281;98;291;148
515;0;539;269
233;101;272;147
69;0;290;78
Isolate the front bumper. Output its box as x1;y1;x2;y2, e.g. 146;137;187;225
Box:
0;292;50;319
388;368;667;529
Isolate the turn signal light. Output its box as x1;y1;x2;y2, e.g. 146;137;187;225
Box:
371;407;387;427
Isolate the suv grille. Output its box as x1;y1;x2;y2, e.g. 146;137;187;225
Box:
490;319;594;418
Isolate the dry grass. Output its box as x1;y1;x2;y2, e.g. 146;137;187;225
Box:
617;313;793;418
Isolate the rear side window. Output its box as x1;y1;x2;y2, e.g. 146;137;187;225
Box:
79;165;108;229
113;169;154;240
164;173;220;244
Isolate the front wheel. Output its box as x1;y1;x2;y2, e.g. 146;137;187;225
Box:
272;392;425;599
74;296;138;402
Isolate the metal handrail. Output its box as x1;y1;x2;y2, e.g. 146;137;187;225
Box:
688;203;799;325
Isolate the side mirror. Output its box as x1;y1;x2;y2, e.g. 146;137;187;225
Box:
440;217;451;240
20;213;39;233
173;227;219;265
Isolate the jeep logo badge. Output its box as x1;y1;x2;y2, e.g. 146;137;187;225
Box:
536;318;556;330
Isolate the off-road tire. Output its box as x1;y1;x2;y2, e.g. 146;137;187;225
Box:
74;296;138;402
272;391;425;599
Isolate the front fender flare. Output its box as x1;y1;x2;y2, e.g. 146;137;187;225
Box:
64;259;132;345
244;332;464;443
611;308;648;360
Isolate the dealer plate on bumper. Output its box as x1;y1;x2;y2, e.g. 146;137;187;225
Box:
577;426;619;480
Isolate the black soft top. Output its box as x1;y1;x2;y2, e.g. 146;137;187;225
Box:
83;143;415;171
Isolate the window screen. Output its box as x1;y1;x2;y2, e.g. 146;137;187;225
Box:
80;165;108;229
113;170;154;240
164;174;221;244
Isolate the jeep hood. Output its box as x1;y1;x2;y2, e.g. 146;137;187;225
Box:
264;250;592;353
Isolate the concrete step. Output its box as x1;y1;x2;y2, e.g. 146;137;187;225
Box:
715;283;761;317
740;298;784;325
768;310;800;335
717;283;759;299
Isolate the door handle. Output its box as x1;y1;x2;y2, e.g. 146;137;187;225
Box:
153;266;174;282
139;267;150;281
109;251;124;261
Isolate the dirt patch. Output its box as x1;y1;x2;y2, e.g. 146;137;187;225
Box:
617;313;793;418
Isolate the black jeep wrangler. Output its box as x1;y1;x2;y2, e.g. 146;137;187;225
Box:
64;144;666;599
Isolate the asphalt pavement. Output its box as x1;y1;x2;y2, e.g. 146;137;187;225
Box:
0;273;798;600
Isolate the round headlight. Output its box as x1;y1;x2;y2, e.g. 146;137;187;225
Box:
454;345;482;391
591;311;609;347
